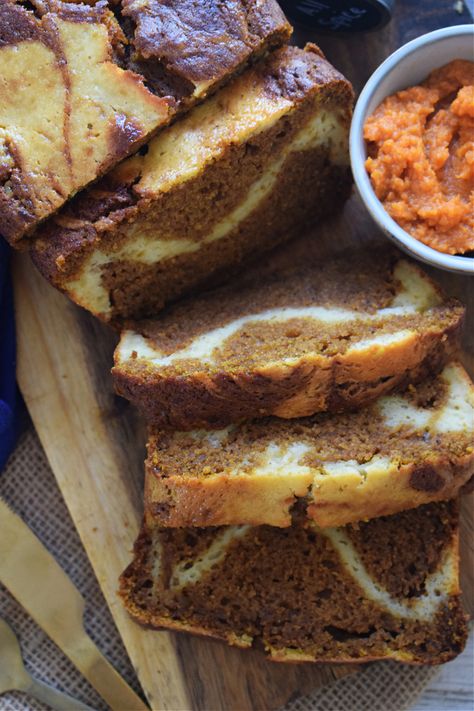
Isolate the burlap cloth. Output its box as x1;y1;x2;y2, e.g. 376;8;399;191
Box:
0;426;468;711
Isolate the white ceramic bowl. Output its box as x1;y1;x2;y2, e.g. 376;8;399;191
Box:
350;24;474;275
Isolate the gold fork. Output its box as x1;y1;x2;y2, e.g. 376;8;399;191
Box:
0;618;95;710
0;498;149;710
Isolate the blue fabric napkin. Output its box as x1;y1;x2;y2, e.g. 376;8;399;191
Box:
0;240;18;470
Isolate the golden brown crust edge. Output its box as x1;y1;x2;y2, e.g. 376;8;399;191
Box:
113;310;464;430
144;451;474;528
118;601;467;666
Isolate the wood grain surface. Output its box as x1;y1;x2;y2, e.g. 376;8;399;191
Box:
12;2;474;709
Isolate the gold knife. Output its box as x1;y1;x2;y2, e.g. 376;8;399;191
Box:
0;498;149;711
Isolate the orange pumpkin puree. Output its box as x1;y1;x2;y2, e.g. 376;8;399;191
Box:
364;60;474;255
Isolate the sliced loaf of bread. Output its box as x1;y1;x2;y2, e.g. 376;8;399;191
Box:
2;0;290;245
114;250;464;430
144;363;474;528
120;501;467;664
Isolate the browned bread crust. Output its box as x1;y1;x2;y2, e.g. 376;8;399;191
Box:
1;0;290;245
143;363;474;528
30;43;353;321
119;502;467;665
120;0;292;108
113;250;464;430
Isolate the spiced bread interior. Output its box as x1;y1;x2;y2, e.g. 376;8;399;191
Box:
113;250;464;430
31;44;353;321
120;501;467;665
144;362;474;528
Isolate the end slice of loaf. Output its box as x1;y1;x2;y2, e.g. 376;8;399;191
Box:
120;501;467;665
0;0;169;245
144;362;474;528
30;43;353;321
113;250;464;430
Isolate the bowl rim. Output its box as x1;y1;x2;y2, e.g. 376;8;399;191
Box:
350;24;474;275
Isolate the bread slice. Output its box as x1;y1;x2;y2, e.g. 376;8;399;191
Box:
144;363;474;528
119;501;467;665
1;0;290;245
30;44;353;321
113;250;464;431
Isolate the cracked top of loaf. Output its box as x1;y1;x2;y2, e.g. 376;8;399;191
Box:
0;0;291;244
121;0;291;104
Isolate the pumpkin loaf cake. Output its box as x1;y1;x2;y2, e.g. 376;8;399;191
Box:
144;363;474;528
0;0;290;245
30;44;354;322
113;251;464;430
120;501;467;664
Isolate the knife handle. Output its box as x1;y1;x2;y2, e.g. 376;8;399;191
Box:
64;631;149;711
26;677;96;711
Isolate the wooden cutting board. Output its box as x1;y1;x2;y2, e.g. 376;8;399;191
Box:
12;2;474;709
